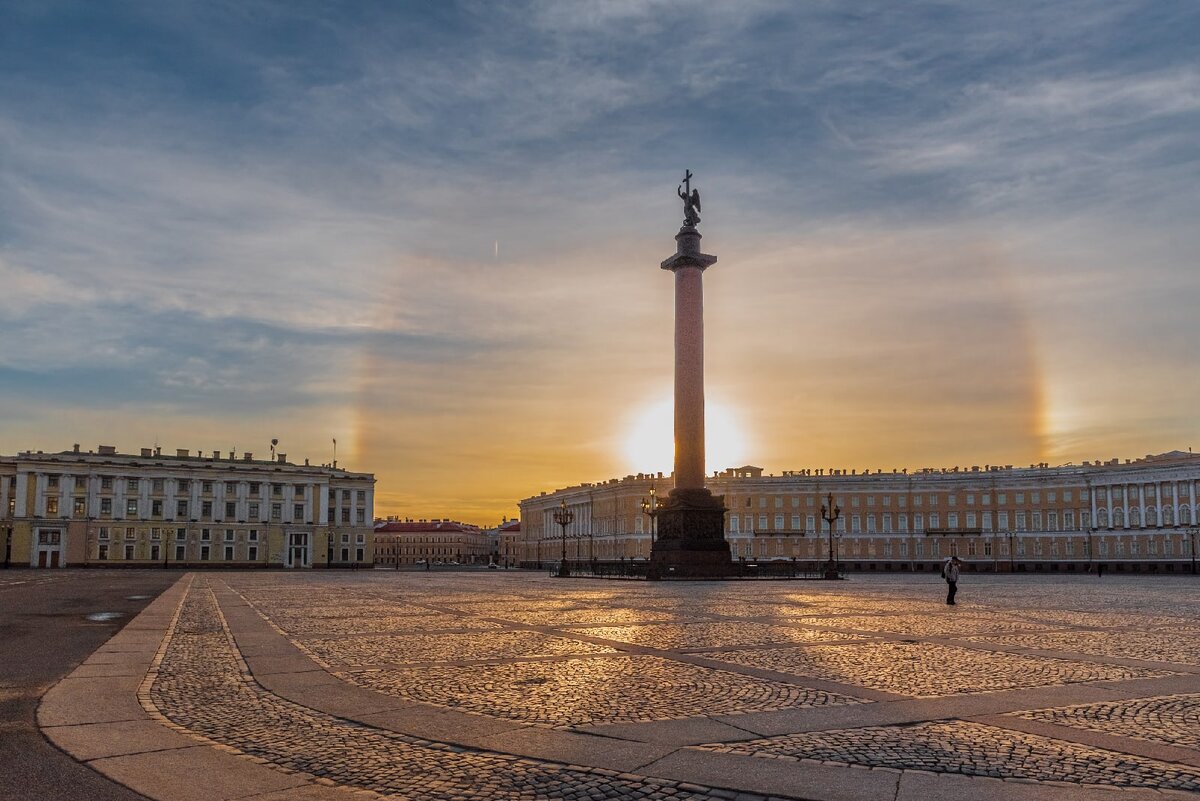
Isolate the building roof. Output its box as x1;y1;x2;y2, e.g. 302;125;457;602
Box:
374;520;481;534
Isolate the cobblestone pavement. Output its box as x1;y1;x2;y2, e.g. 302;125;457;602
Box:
304;629;618;667
148;580;757;801
1014;692;1200;749
126;571;1200;799
694;721;1200;790
574;621;861;649
699;640;1170;697
965;629;1200;665
787;613;1057;637
342;654;864;727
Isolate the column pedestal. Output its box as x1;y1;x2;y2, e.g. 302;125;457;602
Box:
648;488;733;579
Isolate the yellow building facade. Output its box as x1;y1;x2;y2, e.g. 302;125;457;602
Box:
0;445;375;569
518;452;1200;573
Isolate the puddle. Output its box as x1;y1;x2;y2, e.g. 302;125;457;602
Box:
86;612;124;622
126;595;151;600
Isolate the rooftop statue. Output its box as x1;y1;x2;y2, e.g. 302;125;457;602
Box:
678;169;701;227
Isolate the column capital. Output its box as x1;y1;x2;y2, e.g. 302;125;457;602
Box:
661;226;717;272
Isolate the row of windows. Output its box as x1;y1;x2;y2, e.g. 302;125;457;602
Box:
732;485;1198;510
721;533;1189;559
33;476;368;504
95;526;367;544
40;497;368;524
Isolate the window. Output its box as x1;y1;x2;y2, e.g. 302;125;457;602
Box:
248;502;259;518
150;544;160;561
222;501;234;518
200;545;210;561
175;545;185;561
1064;490;1073;502
248;529;258;542
791;514;801;530
151;499;163;517
101;476;113;490
153;479;164;492
998;511;1009;529
248;546;258;561
225;481;237;493
929;495;938;506
948;513;958;528
356;533;365;544
224;529;235;542
201;500;213;518
966;494;974;505
1016;512;1027;531
202;481;213;493
201;528;211;541
74;497;86;516
124;544;134;560
98;544;109;560
1047;492;1056;502
46;497;59;515
151;528;161;540
948;495;957;505
341;547;350;562
272;484;282;497
913;495;921;507
729;516;739;533
47;475;59;488
867;514;876;532
294;504;304;520
851;515;861;533
774;514;784;530
294;484;306;497
356;548;364;562
126;499;138;516
1032;492;1040;503
249;482;260;496
176;528;186;540
758;514;767;530
1016;492;1025;503
128;478;139;491
98;527;110;540
341;508;351;523
224;545;234;561
913;513;923;531
357;490;366;503
341;533;350;544
75;476;87;490
356;509;366;524
100;498;112;515
271;504;282;521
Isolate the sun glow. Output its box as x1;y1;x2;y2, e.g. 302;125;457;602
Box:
623;396;751;477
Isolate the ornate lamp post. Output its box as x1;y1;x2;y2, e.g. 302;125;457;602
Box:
1087;527;1096;573
553;499;574;578
640;485;659;551
820;492;842;580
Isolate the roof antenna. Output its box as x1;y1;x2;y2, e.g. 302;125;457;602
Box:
270;438;279;461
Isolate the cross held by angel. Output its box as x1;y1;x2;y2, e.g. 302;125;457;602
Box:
678;169;701;227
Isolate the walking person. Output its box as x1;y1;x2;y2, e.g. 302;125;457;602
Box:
944;556;962;605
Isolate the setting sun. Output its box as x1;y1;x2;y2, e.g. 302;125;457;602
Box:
622;395;752;477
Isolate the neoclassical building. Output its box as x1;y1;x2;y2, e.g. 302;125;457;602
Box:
1;444;375;568
372;518;495;567
517;451;1200;573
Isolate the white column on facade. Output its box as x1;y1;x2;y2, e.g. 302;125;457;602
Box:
1105;486;1113;527
1172;481;1180;525
1138;484;1145;527
1155;483;1164;526
1121;484;1129;529
1090;484;1098;528
1190;480;1197;524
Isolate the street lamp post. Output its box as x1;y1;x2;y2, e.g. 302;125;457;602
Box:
820;492;842;580
553;499;574;578
640;485;658;554
1087;527;1096;573
1008;531;1016;573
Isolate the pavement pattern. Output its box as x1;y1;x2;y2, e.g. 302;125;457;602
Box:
38;570;1200;801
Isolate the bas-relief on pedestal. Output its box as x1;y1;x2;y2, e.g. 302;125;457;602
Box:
649;171;734;579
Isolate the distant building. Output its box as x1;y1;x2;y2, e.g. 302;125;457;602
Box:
0;444;375;568
495;519;521;567
373;518;492;566
517;452;1200;573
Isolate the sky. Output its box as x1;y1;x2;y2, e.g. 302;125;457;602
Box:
2;1;1198;523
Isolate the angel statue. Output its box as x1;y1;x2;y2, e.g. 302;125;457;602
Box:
678;170;701;227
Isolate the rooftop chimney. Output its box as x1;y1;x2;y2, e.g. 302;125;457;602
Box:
98;445;116;455
140;448;152;457
176;448;189;458
277;453;286;463
243;452;252;461
73;443;80;453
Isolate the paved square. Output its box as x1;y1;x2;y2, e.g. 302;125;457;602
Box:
41;571;1200;801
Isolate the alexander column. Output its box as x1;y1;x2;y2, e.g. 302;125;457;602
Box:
649;171;734;578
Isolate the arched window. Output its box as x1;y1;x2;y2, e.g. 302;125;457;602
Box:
1130;508;1141;526
1178;506;1191;525
1163;506;1175;526
1113;508;1124;528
